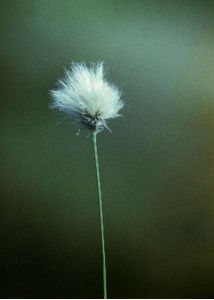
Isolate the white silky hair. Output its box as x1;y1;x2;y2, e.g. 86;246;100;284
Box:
50;62;124;133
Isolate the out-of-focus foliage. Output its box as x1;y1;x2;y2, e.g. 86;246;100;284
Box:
0;0;214;298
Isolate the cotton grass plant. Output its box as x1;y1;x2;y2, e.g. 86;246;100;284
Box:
50;62;124;299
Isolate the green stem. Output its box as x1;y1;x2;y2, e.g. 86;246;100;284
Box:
92;132;107;299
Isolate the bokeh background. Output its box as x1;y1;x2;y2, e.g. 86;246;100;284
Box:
1;0;214;298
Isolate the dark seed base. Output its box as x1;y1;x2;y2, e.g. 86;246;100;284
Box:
81;113;99;131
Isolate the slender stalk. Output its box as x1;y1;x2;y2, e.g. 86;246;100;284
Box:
92;132;107;299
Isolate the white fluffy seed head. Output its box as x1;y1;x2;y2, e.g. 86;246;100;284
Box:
50;62;124;133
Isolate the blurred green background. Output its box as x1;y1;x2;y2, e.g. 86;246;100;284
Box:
1;0;214;298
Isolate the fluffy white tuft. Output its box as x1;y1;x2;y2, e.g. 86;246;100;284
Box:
50;62;124;133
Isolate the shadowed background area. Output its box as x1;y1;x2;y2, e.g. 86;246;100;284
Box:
0;0;214;298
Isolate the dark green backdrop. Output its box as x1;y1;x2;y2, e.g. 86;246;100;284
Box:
1;0;214;298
